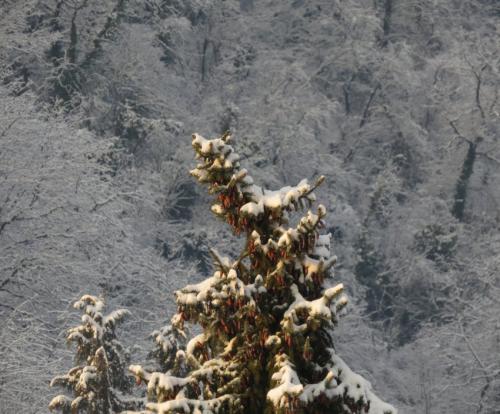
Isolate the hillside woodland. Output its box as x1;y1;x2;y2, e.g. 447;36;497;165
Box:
0;0;499;413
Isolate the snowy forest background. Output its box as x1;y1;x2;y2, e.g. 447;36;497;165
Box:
0;0;499;413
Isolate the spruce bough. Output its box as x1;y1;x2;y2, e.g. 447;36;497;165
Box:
49;295;135;413
132;132;396;414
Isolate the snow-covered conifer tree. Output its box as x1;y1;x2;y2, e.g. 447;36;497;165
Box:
49;295;137;413
130;133;396;414
149;314;189;376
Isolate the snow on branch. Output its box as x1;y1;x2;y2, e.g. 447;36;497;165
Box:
267;354;303;410
175;265;265;319
145;394;232;414
266;350;396;414
282;283;347;335
315;351;397;414
190;133;325;235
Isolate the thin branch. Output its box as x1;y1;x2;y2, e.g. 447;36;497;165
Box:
0;117;20;138
473;65;487;120
448;120;500;165
458;320;491;414
359;83;380;128
0;268;18;291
